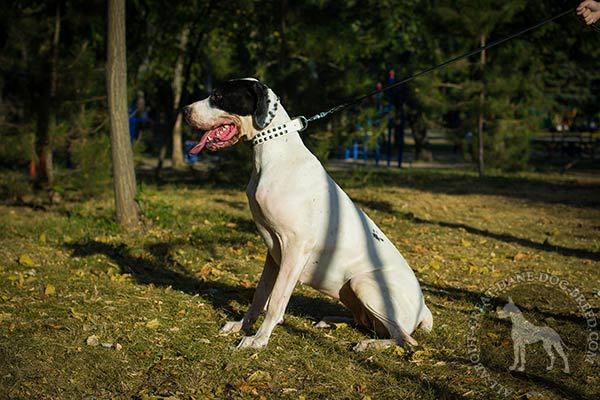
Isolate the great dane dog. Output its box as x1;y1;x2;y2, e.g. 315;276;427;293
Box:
183;78;433;350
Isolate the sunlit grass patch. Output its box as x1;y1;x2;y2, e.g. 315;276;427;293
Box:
1;167;599;399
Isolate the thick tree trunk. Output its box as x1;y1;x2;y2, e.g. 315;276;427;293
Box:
107;0;140;228
171;27;189;169
477;34;486;178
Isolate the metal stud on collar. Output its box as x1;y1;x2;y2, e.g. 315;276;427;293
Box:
252;117;307;146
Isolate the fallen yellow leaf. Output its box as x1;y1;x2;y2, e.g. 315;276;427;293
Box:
70;308;84;320
253;254;267;262
44;284;56;296
146;318;161;329
0;312;12;323
513;252;529;262
393;346;405;357
18;255;34;267
247;370;271;382
411;350;428;361
333;322;349;330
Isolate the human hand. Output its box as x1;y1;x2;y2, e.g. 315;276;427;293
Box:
577;0;600;25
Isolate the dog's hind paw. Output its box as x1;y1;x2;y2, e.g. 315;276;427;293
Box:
219;320;243;335
237;335;268;349
353;339;397;352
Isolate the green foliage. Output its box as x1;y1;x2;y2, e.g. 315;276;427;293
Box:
484;119;534;171
305;128;334;164
0;124;34;167
68;133;112;197
2;0;600;193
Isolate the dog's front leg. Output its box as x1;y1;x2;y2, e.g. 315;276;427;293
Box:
220;253;278;335
237;242;309;349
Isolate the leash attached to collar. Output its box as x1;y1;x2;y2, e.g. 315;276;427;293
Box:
252;117;307;145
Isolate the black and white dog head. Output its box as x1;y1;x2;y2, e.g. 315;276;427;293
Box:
184;78;279;154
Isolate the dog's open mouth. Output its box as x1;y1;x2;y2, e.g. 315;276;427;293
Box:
188;121;240;154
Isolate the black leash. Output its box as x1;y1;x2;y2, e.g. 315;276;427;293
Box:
305;7;576;125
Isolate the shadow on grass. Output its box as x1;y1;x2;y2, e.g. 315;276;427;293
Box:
332;168;600;209
283;284;597;400
411;214;600;262
421;281;596;399
65;239;347;322
136;163;600;209
354;198;600;262
62;241;594;399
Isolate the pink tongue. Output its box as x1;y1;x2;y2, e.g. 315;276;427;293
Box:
188;124;237;155
188;133;210;155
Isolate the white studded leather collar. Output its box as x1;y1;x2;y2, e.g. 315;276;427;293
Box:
251;117;307;146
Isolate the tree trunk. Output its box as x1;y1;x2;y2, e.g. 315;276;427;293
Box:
409;110;432;162
477;34;486;178
34;2;61;188
107;0;140;228
34;76;52;188
171;27;189;169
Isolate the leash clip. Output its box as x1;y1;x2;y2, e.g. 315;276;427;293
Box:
298;116;308;132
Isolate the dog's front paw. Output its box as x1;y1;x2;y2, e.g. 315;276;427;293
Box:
219;320;243;335
236;335;268;349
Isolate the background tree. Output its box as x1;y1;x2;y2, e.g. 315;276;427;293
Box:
435;0;527;176
2;0;599;200
107;0;139;227
129;0;216;174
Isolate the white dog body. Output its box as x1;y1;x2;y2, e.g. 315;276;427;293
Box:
184;79;432;349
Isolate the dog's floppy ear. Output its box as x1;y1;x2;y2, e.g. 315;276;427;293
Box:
250;81;278;130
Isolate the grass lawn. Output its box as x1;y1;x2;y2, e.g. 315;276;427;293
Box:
1;166;599;399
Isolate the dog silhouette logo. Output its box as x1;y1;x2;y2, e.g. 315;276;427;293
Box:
497;297;570;373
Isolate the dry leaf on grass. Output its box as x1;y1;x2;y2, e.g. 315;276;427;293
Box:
44;284;56;295
145;318;161;329
429;261;441;270
247;370;271;382
86;335;99;346
0;312;12;324
18;254;34;267
393;346;405;357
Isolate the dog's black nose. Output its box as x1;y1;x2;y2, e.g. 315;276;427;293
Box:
182;105;193;123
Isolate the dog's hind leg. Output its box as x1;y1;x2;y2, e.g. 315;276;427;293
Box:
339;273;419;351
418;305;433;332
339;280;394;351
